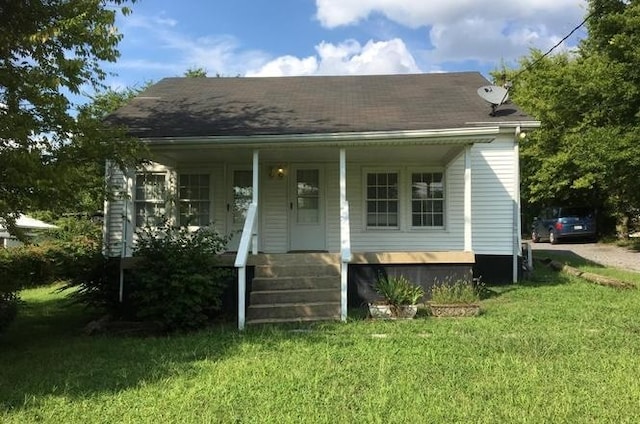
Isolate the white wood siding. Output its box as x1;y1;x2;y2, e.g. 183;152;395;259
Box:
260;164;288;253
471;136;516;255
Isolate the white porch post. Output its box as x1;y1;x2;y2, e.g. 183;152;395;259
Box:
339;148;349;322
238;150;259;331
513;127;522;283
464;145;472;252
251;150;259;255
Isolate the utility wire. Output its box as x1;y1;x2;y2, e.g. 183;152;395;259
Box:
511;9;596;82
494;8;596;111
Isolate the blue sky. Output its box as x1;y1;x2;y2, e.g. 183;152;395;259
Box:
101;0;588;92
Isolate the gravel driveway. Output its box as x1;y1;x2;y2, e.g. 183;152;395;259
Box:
529;241;640;273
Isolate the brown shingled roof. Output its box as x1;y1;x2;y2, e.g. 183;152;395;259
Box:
106;72;534;138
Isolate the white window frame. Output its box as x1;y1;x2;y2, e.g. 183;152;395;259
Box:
178;173;212;228
362;168;401;230
408;168;446;230
134;171;170;228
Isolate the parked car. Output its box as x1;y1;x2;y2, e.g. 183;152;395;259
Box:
531;206;596;244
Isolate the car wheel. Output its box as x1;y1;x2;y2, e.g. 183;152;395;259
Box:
549;229;558;245
531;230;540;243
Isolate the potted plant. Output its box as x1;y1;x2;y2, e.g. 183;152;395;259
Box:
428;279;481;317
369;275;424;319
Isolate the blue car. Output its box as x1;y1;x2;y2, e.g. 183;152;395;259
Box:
531;207;596;244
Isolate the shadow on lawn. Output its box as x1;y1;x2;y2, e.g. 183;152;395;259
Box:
533;248;608;269
0;292;333;412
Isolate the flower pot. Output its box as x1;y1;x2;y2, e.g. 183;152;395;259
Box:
429;303;480;317
368;303;418;319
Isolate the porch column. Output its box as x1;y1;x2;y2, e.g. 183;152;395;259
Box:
339;148;350;322
464;145;472;252
251;149;259;254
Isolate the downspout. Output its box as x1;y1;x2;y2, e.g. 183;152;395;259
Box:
513;126;522;283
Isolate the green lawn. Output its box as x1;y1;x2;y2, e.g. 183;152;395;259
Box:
2;266;640;423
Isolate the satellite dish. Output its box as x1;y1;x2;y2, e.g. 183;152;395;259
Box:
477;85;509;116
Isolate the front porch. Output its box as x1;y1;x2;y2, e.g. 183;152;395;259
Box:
106;133;522;329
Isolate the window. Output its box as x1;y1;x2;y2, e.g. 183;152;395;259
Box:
366;172;398;228
179;174;210;226
135;173;167;227
411;172;444;227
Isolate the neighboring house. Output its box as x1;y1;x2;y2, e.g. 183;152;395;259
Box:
104;72;539;327
0;214;58;247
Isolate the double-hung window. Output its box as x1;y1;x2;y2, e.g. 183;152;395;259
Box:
411;172;444;227
178;174;210;227
135;173;167;227
366;172;399;228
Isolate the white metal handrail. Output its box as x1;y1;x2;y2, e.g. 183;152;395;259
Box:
234;202;258;330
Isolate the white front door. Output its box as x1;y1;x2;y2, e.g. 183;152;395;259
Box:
289;167;326;251
226;168;253;251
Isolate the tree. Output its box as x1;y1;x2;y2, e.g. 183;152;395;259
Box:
503;0;640;237
183;67;208;78
0;0;141;237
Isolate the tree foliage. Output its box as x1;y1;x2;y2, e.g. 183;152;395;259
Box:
504;0;640;236
0;0;142;237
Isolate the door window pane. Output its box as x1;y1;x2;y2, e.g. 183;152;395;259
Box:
232;170;253;224
297;169;320;223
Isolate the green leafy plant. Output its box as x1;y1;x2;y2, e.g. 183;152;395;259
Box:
128;222;233;331
430;279;479;304
374;275;424;306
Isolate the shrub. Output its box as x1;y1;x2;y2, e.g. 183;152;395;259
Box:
128;223;233;331
0;292;18;333
374;275;424;306
430;279;479;304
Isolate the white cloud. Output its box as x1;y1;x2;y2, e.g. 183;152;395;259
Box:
116;15;269;78
315;0;587;65
247;38;420;77
315;0;586;29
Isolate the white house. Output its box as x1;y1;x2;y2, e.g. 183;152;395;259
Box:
104;72;539;327
0;214;58;248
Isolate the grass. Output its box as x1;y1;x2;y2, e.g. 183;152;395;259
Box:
2;269;640;423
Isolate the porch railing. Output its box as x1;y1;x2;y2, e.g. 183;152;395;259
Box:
234;202;258;330
340;200;352;321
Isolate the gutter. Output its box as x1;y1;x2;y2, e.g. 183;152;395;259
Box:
136;126;508;148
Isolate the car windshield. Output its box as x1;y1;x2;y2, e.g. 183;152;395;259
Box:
561;207;593;218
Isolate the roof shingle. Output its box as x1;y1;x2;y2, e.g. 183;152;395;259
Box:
106;72;535;138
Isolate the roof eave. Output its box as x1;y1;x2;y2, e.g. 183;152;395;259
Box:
138;126;510;148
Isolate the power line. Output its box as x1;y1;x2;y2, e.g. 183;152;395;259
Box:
510;9;595;82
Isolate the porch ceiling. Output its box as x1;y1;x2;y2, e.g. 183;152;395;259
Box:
150;144;468;167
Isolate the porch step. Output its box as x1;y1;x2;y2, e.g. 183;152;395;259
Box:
246;253;342;325
247;302;341;321
255;264;340;278
252;276;340;291
250;288;341;304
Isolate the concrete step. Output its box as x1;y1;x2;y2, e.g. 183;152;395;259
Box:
247;302;341;321
252;276;340;291
247;316;341;325
250;288;341;304
255;264;340;278
250;253;340;266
